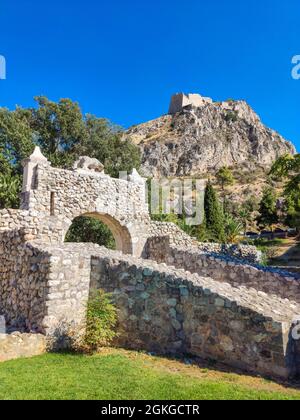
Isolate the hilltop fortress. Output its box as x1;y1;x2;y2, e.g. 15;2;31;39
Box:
168;93;213;114
128;92;295;177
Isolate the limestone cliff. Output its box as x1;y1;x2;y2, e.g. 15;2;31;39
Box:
128;94;296;177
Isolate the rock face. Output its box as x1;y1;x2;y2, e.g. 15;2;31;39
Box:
128;94;296;177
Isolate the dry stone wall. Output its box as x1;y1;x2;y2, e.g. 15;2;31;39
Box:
148;222;261;263
90;247;300;379
0;232;50;332
146;237;300;304
1;235;298;379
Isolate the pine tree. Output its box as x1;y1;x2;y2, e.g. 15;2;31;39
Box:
204;181;225;242
216;167;234;191
256;187;279;230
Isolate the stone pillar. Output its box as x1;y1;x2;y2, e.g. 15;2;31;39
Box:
21;147;49;193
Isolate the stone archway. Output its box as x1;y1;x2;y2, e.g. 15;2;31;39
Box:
65;212;134;254
20;148;151;257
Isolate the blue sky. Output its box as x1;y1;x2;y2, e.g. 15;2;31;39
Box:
0;0;299;149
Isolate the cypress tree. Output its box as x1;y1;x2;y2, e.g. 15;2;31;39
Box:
204;181;225;242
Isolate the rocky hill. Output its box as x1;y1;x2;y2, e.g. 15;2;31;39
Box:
128;93;296;178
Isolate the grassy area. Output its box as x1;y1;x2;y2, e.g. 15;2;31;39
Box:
248;238;300;268
0;349;299;400
253;238;287;248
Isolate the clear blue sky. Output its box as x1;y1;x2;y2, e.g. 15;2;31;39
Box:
0;0;299;149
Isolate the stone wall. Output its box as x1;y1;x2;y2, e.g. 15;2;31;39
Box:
0;234;300;378
148;223;261;263
0;237;96;336
146;237;300;304
0;231;51;332
90;247;300;379
0;333;46;362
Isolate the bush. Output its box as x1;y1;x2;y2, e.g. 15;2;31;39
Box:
83;289;118;353
224;111;238;122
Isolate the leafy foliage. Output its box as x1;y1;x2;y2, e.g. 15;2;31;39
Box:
236;197;260;235
256;187;278;229
82;116;141;178
0;107;34;173
216;167;234;191
224;215;243;244
270;154;300;230
0;172;21;208
83;290;118;352
65;216;116;249
0;97;141;247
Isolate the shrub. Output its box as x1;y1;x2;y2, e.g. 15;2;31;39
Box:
224;111;238;122
83;289;118;353
224;216;243;244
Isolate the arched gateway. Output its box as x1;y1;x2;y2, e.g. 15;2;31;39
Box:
20;148;151;256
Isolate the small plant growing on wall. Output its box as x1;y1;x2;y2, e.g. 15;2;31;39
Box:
83;289;118;353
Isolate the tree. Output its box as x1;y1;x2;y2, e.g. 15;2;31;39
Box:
270;154;300;231
0;97;141;180
203;181;225;242
216;167;234;191
256;187;278;230
82;115;141;178
0;96;142;248
216;167;234;209
0;172;21;208
0;107;34;174
31;96;88;167
238;197;259;235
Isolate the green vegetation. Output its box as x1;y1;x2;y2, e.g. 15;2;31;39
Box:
256;187;279;230
237;197;260;235
216;166;234;192
224;216;243;244
224;111;238;122
203;181;225;242
83;290;118;353
65;216;115;249
0;172;21;208
271;154;300;232
0;350;298;400
149;177;245;245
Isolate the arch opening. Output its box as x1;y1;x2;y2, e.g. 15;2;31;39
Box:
64;212;133;255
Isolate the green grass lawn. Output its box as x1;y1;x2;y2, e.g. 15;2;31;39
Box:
0;349;299;400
